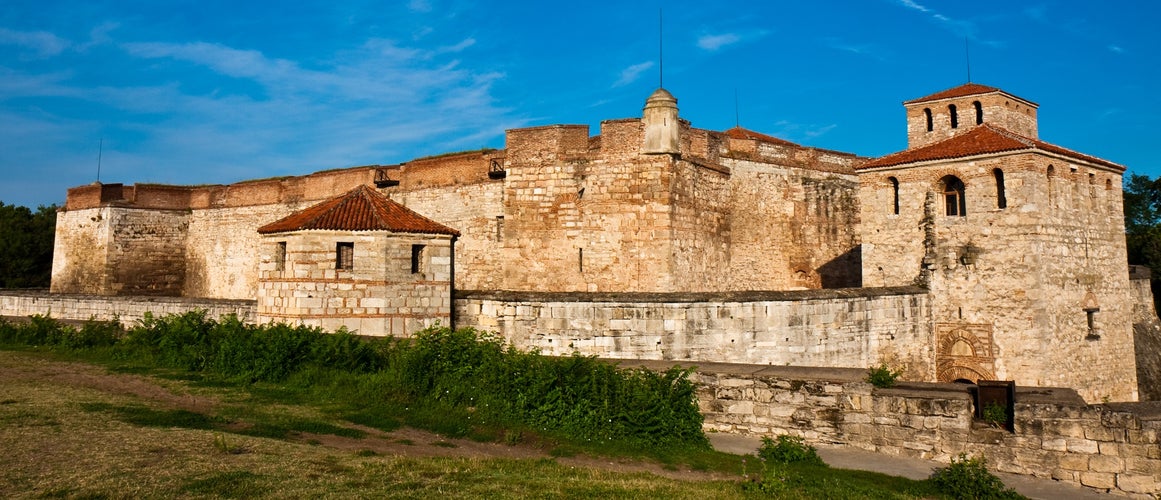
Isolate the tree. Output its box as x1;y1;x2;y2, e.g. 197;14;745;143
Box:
1123;174;1161;313
0;202;57;288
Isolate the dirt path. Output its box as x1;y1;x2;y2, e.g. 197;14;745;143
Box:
0;351;730;482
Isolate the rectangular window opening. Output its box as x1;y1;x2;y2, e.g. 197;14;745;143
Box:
496;215;504;242
275;241;286;271
411;244;425;274
336;242;354;270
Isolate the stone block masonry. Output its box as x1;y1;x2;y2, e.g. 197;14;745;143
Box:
618;359;1161;498
456;287;934;374
0;290;254;325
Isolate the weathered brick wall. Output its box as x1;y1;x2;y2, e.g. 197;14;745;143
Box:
645;361;1159;498
51;206;189;296
256;232;453;336
0;290;254;324
724;158;861;290
1132;273;1161;401
455;287;934;373
389;182;505;291
860;153;1136;402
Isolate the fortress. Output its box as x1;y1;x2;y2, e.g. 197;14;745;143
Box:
42;83;1151;403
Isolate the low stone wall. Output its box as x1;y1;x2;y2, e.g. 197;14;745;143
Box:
456;287;933;374
617;360;1160;498
0;290;255;325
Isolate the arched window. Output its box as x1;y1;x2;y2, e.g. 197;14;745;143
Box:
924;108;933;132
993;168;1006;209
889;177;900;215
949;104;959;129
973;101;983;125
941;175;966;216
1105;178;1113;191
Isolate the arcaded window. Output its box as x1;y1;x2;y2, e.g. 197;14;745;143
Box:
993;169;1007;209
411;244;425;274
889;177;900;215
973;101;983;125
941;175;966;216
336;242;354;270
275;241;286;271
924;108;933;132
949;104;959;129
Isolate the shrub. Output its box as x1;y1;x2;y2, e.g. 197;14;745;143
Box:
982;402;1008;428
930;453;1024;500
757;435;826;466
867;363;903;388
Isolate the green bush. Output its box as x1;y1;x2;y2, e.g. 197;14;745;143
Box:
982;402;1008;428
930;453;1024;500
757;435;826;466
866;363;903;388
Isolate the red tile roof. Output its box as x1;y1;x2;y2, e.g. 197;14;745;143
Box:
903;83;1037;107
257;185;460;235
725;126;798;147
857;125;1124;171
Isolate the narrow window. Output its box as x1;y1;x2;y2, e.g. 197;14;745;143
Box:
941;175;966;217
411;244;425;274
1085;307;1100;340
924;108;933;132
1047;165;1055;206
888;177;900;215
496;215;504;242
948;104;959;129
973;101;983;125
275;241;286;271
578;248;584;272
336;242;354;270
993;169;1007;209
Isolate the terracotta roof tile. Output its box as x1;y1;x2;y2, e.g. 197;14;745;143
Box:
857;125;1124;171
725;126;798;146
257;185;460;236
904;83;1004;104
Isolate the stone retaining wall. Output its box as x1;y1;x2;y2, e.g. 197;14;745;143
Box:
617;360;1160;498
0;290;255;325
456;287;934;375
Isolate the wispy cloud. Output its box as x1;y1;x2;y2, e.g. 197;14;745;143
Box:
0;29;519;197
804;124;837;138
898;0;930;13
0;28;71;58
697;33;740;51
822;37;888;60
613;61;654;88
696;29;769;52
1108;45;1125;54
408;0;433;13
892;0;1001;46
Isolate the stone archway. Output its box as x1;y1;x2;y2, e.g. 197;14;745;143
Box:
935;324;997;383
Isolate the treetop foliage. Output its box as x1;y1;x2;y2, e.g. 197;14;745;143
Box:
0;201;57;288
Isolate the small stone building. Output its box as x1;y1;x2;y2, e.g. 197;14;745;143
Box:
255;185;459;336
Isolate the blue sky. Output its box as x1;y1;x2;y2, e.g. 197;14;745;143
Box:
1;1;1158;208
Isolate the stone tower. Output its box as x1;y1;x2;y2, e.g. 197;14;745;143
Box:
642;88;680;154
857;83;1136;402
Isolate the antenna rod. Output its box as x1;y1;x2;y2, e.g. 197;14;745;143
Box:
965;38;972;83
658;9;664;88
97;137;103;182
734;88;740;128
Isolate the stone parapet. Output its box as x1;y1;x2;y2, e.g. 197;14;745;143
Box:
0;290;255;324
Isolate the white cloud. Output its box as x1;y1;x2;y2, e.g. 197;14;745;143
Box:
409;0;433;13
697;33;741;51
1108;45;1125;53
898;0;930;13
804;124;837;138
613;61;655;88
0;28;71;57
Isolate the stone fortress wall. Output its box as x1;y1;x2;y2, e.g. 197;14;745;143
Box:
32;83;1155;405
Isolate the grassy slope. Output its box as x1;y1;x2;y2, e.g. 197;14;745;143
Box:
0;349;951;499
